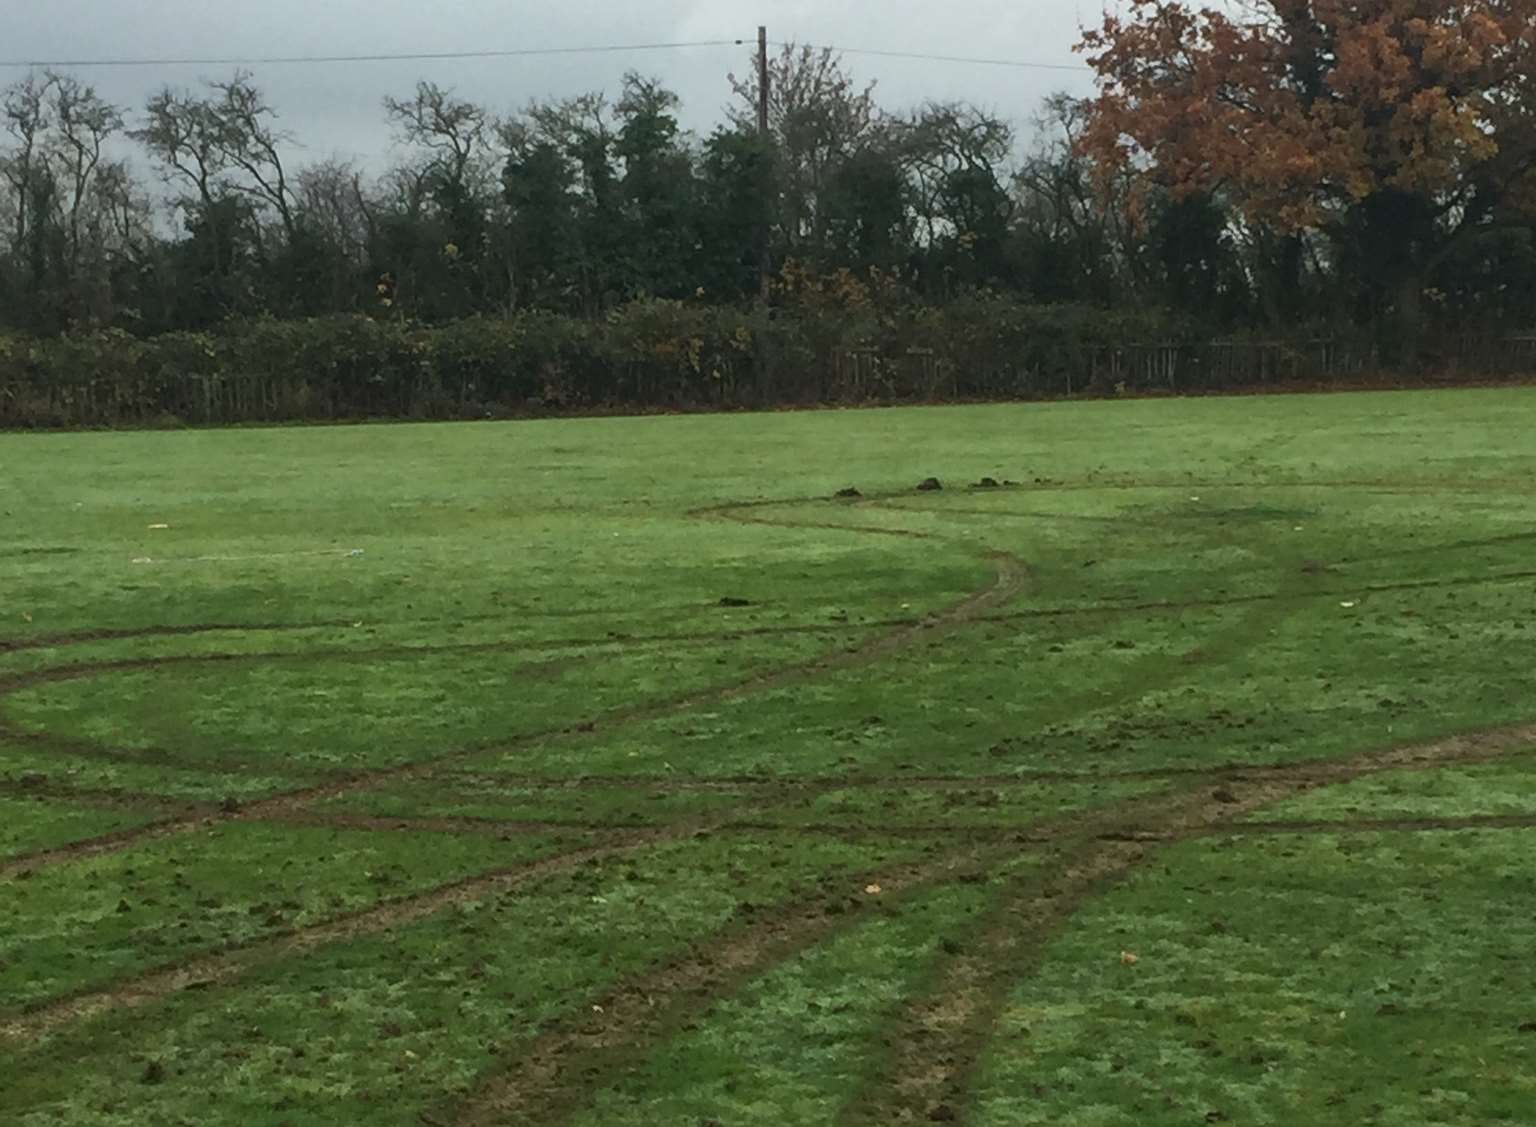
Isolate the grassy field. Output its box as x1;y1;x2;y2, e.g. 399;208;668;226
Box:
2;389;1535;1126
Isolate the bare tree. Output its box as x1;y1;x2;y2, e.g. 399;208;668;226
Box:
49;73;124;268
1;73;50;255
383;81;491;194
296;158;368;259
90;158;151;262
901;101;1015;245
1014;95;1100;245
730;43;884;251
133;86;227;211
134;72;298;251
209;73;297;241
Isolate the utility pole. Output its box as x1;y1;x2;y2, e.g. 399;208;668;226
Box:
756;25;771;308
757;25;770;135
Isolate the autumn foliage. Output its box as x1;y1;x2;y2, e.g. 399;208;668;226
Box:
1078;1;1536;349
1080;1;1536;226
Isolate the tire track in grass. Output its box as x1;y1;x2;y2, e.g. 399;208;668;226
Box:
9;550;1527;820
433;773;1332;1127
263;810;1064;845
298;733;1525;850
0;495;1027;1053
0;494;1025;1042
0;798;1006;1051
5;488;1524;1070
437;784;1200;1127
429;736;1528;794
0;814;219;880
0;777;189;810
0;652;582;779
5;489;1531;792
2;483;1531;1118
0;824;698;1045
0;500;1029;877
0;589;935;659
0;621;358;656
12;479;1527;880
439;845;1001;1127
90;731;1506;1126
1217;811;1536;836
6;556;1532;719
0;773;1199;1102
0;474;1526;654
266;810;1056;843
833;722;1536;1125
234;543;1025;819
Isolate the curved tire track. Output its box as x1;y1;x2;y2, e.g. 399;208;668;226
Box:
834;722;1536;1125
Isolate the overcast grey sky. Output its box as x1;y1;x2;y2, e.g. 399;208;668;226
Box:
2;1;1100;170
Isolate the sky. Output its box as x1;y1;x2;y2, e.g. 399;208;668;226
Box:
1;0;1101;172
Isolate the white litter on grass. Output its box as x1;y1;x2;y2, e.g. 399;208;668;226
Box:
147;523;169;530
1340;601;1358;609
129;548;365;565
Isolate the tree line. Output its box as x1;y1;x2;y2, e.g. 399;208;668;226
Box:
3;13;1535;367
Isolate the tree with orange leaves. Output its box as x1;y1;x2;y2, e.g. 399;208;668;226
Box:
1079;1;1536;354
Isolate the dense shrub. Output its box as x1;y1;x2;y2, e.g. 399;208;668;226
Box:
912;296;1182;397
605;300;757;405
0;297;1527;429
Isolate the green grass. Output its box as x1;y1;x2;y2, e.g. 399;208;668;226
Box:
569;882;999;1126
0;794;164;858
2;833;926;1125
2;388;1535;1124
3;822;563;1009
970;831;1536;1126
1248;751;1536;821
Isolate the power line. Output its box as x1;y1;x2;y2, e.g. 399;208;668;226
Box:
0;35;1094;76
0;39;749;71
775;41;1090;74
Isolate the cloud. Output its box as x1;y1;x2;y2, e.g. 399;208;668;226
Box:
4;0;1097;173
